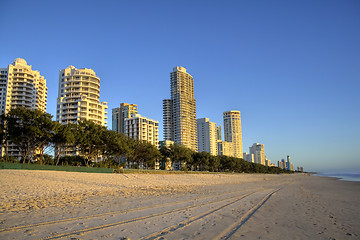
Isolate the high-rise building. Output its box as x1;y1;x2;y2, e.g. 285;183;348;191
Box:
124;114;159;147
218;141;234;157
223;110;243;158
163;66;197;151
0;58;47;115
197;118;217;155
243;152;255;163
112;103;138;133
278;156;294;170
56;66;108;126
249;143;265;165
0;58;48;158
216;124;222;142
286;155;294;171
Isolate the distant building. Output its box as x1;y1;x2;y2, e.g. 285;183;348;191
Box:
265;158;275;167
56;65;108;126
297;166;304;172
286;155;294;171
216;124;222;141
249;143;265;165
223;110;243;158
278;156;294;171
243;152;255;163
197;118;218;155
218;141;234;157
112;103;138;133
0;58;48;159
163;66;197;151
124;114;159;148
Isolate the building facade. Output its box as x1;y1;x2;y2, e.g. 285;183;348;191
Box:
249;143;266;165
223;110;243;158
112;103;138;133
56;66;108;126
197;118;218;155
278;156;294;170
163;66;197;151
0;58;48;159
0;58;47;115
124;114;159;147
218;141;234;157
243;152;255;163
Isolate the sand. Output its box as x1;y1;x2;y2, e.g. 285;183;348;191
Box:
0;169;359;239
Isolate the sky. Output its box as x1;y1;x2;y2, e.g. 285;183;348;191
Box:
0;0;359;172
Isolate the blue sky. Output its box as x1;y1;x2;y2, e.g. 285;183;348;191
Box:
1;0;359;172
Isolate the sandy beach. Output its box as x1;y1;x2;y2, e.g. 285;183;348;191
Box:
0;170;359;239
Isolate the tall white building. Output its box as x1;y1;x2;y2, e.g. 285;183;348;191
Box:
243;152;255;163
0;58;48;158
197;118;218;155
218;141;234;157
249;143;266;165
125;114;159;147
223;110;243;158
0;58;47;115
163;66;197;151
56;66;107;126
112;103;138;133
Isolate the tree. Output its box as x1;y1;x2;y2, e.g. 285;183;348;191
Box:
170;144;193;170
192;151;210;171
128;140;160;169
52;122;76;165
208;155;220;172
6;107;54;163
100;130;129;167
75;120;106;166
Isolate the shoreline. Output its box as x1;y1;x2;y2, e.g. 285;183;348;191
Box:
0;169;359;239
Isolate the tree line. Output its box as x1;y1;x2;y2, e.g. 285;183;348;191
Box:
0;107;292;174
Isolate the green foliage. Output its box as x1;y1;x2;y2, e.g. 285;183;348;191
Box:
5;107;54;163
0;107;293;175
58;155;87;166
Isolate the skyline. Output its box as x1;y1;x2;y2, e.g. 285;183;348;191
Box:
1;0;359;172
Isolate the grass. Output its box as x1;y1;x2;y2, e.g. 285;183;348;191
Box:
0;162;114;174
0;162;222;174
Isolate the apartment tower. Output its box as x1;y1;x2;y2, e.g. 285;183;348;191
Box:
0;58;48;158
249;143;265;165
0;58;47;114
197;118;217;155
163;66;197;151
112;103;138;133
56;66;108;126
124;114;159;147
223;110;243;158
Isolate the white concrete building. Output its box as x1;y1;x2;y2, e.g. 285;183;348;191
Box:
56;66;107;126
163;66;197;151
243;152;255;163
125;114;159;148
223;110;243;158
0;58;48;159
218;141;234;157
0;58;47;115
112;103;138;133
197;118;218;155
249;143;266;165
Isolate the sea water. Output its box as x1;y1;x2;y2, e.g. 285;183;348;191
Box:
316;171;360;182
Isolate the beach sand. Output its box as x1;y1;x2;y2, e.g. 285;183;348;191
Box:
0;169;359;239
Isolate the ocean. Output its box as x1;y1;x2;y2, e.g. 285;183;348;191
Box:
316;171;360;182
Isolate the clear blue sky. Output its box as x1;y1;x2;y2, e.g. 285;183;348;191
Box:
1;0;359;172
